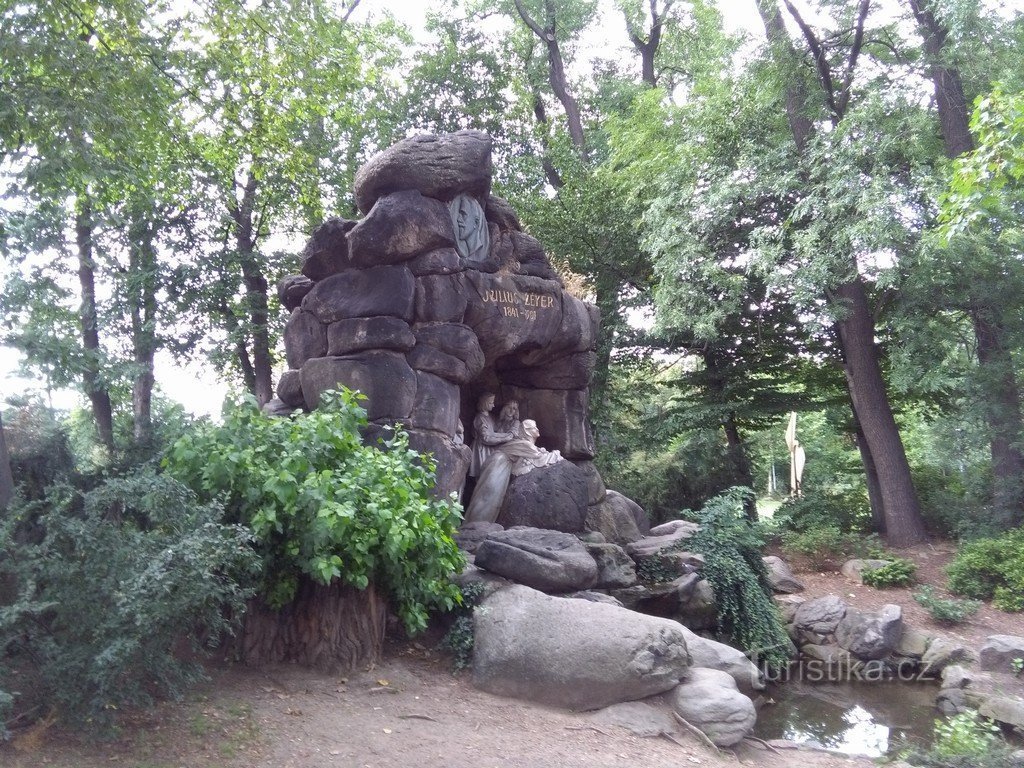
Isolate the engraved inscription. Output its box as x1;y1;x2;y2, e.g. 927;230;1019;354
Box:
482;289;556;322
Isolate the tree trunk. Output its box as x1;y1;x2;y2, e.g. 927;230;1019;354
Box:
758;0;927;546
75;200;115;456
834;279;926;546
231;173;274;407
239;578;387;671
511;0;585;152
0;412;13;511
972;310;1024;527
910;0;1024;526
723;412;758;520
850;400;886;532
127;205;158;451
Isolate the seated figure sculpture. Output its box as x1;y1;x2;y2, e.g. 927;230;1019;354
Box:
465;400;564;523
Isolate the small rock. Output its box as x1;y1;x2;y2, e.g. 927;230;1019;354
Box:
762;555;805;593
840;558;893;583
792;595;848;640
921;637;973;677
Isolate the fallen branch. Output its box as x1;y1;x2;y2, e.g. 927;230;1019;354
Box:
743;735;781;753
398;714;438;722
672;711;721;754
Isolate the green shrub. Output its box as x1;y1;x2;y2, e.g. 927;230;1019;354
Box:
779;525;878;570
772;486;871;533
0;470;258;729
689;487;790;670
913;586;981;624
946;528;1024;612
439;581;486;670
165;389;464;634
862;558;917;588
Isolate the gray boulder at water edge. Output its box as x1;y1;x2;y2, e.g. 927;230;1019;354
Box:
472;584;691;710
669;667;757;747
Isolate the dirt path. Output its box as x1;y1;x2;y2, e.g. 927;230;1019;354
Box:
5;646;874;768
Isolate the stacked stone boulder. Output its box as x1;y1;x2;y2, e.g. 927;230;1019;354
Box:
274;130;602;503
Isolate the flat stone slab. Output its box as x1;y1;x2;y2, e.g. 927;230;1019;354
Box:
474;527;598;593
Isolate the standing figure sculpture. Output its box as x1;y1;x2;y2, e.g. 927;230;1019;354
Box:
497;400;527;440
469;393;514;478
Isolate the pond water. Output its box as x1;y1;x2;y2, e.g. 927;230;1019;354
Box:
754;678;940;757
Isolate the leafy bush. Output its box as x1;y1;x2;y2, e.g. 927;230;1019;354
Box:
0;470;258;729
862;558;917;588
689;487;790;670
906;710;1010;767
913;587;981;625
165;389;464;634
772;485;871;533
779;525;878;570
946;528;1024;612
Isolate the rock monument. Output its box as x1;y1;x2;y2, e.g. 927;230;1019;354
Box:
273;130;600;510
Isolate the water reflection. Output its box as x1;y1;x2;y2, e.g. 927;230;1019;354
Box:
754;679;938;757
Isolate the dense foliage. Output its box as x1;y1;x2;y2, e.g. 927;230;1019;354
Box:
946;528;1024;612
688;488;790;669
913;587;981;626
0;470;257;729
164;389;465;634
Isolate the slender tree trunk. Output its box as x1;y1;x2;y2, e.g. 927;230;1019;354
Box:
910;0;1024;526
723;413;758;521
0;413;13;510
76;200;115;456
850;398;886;532
972;310;1024;526
511;0;585;152
127;206;158;450
230;173;274;407
835;280;926;546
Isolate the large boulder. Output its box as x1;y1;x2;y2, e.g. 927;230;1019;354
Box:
497;460;589;533
979;635;1024;673
835;604;902;660
299;352;416;420
472;584;691;709
669;667;756;747
301;265;416;324
625;522;700;559
326;316;415;356
585;542;639;589
348;190;456;268
921;636;973;677
840;558;894;583
474;528;598;593
679;626;765;693
792;595;848;643
353;130;492;213
585;491;643;545
284;309;328;369
301;217;355;280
